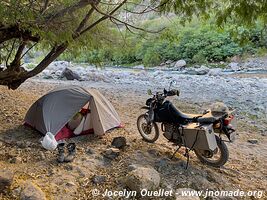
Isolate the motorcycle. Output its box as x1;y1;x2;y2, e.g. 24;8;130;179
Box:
137;81;236;167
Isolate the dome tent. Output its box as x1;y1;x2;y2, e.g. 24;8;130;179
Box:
24;86;121;141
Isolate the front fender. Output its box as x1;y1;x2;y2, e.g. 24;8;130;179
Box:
141;106;150;110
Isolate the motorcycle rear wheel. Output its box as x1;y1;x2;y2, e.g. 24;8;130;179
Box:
137;114;159;143
194;135;229;167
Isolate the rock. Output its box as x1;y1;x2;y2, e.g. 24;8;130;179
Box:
61;68;81;80
155;158;169;171
0;141;3;147
47;61;69;71
40;152;46;160
147;149;160;157
247;139;258;144
174;60;187;70
127;164;138;171
64;164;74;171
25;141;33;147
66;181;76;187
186;66;210;75
73;67;87;76
133;65;145;70
86;147;95;155
103;148;120;159
165;60;173;65
111;137;127;149
208;68;223;76
20;181;46;200
230;55;241;63
125;166;160;193
10;156;22;164
92;175;106;184
199;65;210;75
16;141;27;148
12;187;22;197
176;188;200;200
0;169;14;192
229;62;240;71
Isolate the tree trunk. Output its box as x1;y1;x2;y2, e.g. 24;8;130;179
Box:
0;43;68;90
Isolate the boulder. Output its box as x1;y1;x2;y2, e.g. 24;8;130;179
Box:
185;66;209;75
133;65;145;70
103;148;120;159
111;137;127;149
208;68;223;76
0;170;14;192
61;68;81;80
165;60;173;65
196;66;210;75
176;188;200;200
229;62;240;71
47;61;70;71
174;60;187;70
20;181;46;200
125;166;160;193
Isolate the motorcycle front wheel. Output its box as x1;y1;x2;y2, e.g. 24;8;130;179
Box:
194;135;229;167
137;114;159;143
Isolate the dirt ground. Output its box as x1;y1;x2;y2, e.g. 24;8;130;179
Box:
0;79;266;200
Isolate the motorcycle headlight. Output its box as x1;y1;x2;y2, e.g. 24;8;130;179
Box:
146;98;153;106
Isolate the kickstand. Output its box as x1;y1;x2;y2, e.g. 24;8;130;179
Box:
184;148;190;169
171;145;181;160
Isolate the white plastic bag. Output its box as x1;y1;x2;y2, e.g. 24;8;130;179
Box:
73;117;85;135
41;132;58;150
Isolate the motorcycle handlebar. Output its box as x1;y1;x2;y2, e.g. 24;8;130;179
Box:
165;89;179;97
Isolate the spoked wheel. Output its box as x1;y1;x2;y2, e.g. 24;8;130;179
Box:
194;135;229;167
137;114;159;143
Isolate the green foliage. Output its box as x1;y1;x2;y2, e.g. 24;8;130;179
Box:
65;18;267;67
176;27;243;63
159;0;267;26
69;18;267;66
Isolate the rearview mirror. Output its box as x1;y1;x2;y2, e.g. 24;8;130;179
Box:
147;89;152;95
169;80;177;90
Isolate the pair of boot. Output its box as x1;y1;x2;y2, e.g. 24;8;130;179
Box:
57;143;76;163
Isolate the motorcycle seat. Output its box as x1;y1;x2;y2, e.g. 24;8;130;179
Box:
180;113;202;119
197;117;217;124
167;101;202;120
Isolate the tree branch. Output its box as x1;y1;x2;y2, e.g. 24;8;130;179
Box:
25;43;68;78
91;2;164;34
40;0;49;14
9;41;27;71
0;25;40;45
79;0;127;36
45;0;98;22
5;39;16;67
74;0;100;36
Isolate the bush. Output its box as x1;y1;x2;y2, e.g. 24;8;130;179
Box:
176;28;243;63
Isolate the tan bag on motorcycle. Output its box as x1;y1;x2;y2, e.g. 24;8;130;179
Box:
181;123;218;151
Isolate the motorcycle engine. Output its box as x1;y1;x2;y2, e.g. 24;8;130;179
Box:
162;123;183;145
